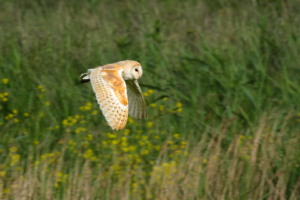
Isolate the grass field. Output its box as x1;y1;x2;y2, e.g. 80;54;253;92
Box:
1;0;300;199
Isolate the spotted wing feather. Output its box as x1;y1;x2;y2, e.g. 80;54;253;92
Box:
90;67;128;130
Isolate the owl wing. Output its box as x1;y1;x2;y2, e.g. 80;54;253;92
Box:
125;80;147;119
90;65;128;131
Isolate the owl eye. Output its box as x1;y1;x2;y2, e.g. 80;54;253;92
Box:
135;69;138;72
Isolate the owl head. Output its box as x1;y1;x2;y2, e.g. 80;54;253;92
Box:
119;60;143;80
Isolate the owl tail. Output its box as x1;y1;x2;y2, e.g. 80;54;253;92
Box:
79;69;93;83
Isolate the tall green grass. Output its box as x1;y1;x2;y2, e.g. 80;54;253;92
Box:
0;0;300;199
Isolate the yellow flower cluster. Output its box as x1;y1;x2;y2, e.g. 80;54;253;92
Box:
0;170;6;177
152;161;177;182
147;121;153;128
176;102;183;112
75;127;87;133
83;149;98;161
33;140;39;145
2;78;9;84
67;139;77;150
9;147;20;166
46;125;59;130
55;171;69;187
41;152;58;161
5;113;14;120
143;89;154;97
92;109;98;115
159;105;164;111
128;116;134;123
37;85;45;92
4;111;19;123
0;92;8;101
80;102;92;111
84;134;93;141
62;115;83;126
123;129;130;136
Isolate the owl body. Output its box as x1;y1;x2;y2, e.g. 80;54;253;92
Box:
80;60;147;131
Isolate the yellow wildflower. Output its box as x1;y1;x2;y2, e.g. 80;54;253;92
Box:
143;92;149;96
159;105;164;111
124;129;130;136
3;92;8;96
111;140;118;145
3;98;8;102
9;147;18;152
62;119;68;125
0;171;6;177
128;116;134;123
122;147;128;152
150;103;156;107
2;79;9;84
148;89;154;94
176;102;182;107
176;150;182;155
10;154;20;166
2;188;10;194
202;158;207;164
177;108;183;113
173;134;180;139
87;134;93;141
92;110;98;115
45;101;50;106
24;113;29;117
163;97;168;100
14;118;19;123
13;110;18;114
147;121;153;128
83;149;93;159
33;140;39;145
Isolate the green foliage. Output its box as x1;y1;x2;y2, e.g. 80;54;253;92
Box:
0;0;300;199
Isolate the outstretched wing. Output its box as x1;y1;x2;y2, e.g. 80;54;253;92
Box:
90;65;128;130
125;80;147;119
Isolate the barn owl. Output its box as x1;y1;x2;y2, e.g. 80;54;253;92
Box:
80;60;147;131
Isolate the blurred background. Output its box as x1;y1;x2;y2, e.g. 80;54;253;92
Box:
1;0;300;199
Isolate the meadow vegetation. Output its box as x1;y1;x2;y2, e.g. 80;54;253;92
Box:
0;0;300;199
